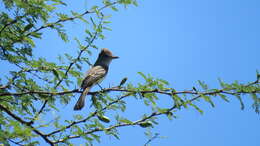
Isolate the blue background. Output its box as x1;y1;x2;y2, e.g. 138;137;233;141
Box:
41;0;260;145
2;0;260;145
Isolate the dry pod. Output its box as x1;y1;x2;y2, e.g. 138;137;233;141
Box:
97;115;110;123
139;121;153;128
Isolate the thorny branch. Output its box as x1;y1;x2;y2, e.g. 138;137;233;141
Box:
46;93;132;137
0;104;55;146
33;14;105;122
1;81;259;97
0;66;66;90
53;81;260;144
0;14;28;35
26;1;118;37
1;78;259;144
8;139;24;146
33;5;109;122
1;1;259;145
0;2;118;145
46;79;259;143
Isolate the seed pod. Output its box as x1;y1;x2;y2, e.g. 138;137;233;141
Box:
23;23;34;32
139;121;152;128
119;77;128;87
97;115;110;123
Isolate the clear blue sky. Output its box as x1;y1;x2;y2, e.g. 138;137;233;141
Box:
102;1;260;146
3;0;260;145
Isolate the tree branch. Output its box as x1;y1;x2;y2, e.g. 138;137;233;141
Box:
46;92;132;137
25;1;118;37
1;84;259;98
0;14;27;35
8;139;25;146
1;78;258;144
33;13;106;123
50;79;260;143
144;133;160;146
0;104;54;146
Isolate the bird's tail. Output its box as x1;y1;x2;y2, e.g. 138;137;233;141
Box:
74;87;90;110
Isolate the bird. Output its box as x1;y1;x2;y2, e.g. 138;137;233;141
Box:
73;48;119;110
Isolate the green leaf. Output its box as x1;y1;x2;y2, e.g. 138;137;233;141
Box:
171;92;183;109
56;13;69;20
158;78;169;85
190;103;204;115
103;26;112;31
91;5;98;11
90;17;96;28
157;108;168;114
30;32;42;38
218;93;229;102
201;94;215;107
85;29;93;37
57;30;68;42
90;133;101;143
251;94;260;114
198;80;208;90
166;111;174;120
133;0;138;6
234;94;244;110
111;6;118;11
138;72;147;81
119;118;133;124
73;114;83;120
103;21;111;24
218;78;232;89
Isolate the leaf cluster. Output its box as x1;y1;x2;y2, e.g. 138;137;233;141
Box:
0;0;259;145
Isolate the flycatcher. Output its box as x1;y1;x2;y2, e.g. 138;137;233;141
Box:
74;48;119;110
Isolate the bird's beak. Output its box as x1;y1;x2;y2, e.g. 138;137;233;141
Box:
112;56;119;59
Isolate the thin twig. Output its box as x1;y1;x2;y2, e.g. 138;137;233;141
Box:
0;104;54;145
25;1;118;37
34;12;105;122
8;139;25;146
0;14;27;35
144;133;160;146
51;79;260;143
46;92;131;137
1;85;259;97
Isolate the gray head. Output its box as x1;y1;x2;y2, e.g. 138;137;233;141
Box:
94;48;119;66
99;48;119;59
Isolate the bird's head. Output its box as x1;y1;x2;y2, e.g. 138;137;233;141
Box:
94;48;119;67
99;48;119;59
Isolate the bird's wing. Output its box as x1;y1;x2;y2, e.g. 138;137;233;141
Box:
80;65;107;89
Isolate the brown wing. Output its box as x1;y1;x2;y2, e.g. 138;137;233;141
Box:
80;65;107;89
